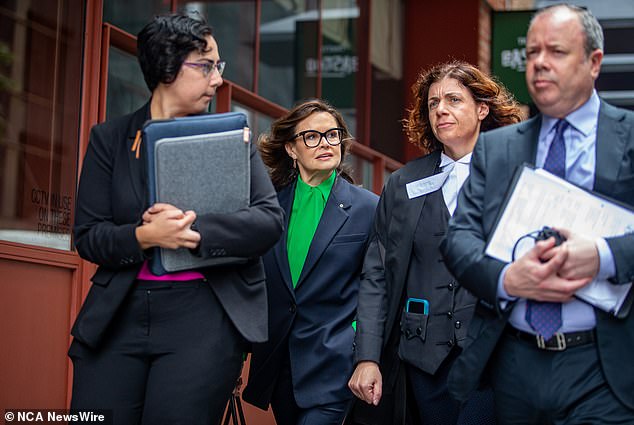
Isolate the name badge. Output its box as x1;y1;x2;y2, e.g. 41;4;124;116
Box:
406;165;453;199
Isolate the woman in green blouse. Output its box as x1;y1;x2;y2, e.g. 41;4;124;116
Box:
243;99;378;425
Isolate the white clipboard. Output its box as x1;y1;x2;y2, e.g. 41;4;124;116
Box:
485;164;634;318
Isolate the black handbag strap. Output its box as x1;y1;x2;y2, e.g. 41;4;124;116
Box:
222;363;247;425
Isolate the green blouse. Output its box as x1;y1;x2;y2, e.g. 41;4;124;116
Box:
286;171;336;287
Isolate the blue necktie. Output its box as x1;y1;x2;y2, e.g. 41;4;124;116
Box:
525;119;568;340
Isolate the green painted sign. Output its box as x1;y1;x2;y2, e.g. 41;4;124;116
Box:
491;11;534;105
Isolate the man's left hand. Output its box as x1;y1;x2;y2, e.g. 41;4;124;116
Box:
541;228;599;280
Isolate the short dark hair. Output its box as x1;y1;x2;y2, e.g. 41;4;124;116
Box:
530;4;604;56
137;14;213;92
258;99;354;190
404;61;522;154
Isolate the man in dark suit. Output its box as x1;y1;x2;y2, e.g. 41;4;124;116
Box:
441;4;634;424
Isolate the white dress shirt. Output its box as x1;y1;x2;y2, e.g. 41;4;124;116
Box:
440;151;472;216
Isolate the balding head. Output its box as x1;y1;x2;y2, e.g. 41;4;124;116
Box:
529;4;603;57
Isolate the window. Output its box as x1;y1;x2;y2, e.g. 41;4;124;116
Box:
259;0;320;108
320;0;359;131
106;46;150;120
190;1;256;91
103;0;171;37
0;1;84;250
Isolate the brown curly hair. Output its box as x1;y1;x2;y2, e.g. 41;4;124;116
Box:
404;61;522;155
258;98;354;190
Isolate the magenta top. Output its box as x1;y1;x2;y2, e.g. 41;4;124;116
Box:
136;260;204;281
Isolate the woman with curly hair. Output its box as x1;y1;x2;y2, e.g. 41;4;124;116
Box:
243;99;378;425
348;61;522;425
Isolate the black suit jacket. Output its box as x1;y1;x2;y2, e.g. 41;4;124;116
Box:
354;149;476;386
441;100;634;409
354;151;441;366
72;102;284;348
243;176;378;409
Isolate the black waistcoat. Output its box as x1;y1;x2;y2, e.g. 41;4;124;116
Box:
398;188;476;375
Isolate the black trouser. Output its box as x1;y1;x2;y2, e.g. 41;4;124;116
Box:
406;347;496;425
69;280;247;425
491;332;634;425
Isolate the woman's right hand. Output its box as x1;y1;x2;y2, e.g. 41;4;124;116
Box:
135;203;201;250
348;361;383;405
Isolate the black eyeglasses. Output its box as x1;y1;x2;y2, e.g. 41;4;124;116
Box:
293;128;344;148
183;61;226;77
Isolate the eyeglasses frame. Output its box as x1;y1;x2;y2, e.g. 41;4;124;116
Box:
292;127;345;148
183;60;226;77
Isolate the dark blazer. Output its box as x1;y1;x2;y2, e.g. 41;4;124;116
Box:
354;151;445;366
352;151;475;413
243;176;378;409
441;101;634;409
72;102;284;349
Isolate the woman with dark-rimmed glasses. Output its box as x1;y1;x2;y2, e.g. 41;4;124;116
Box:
242;98;378;425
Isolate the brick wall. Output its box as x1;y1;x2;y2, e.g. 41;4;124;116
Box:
479;1;492;72
480;0;535;73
